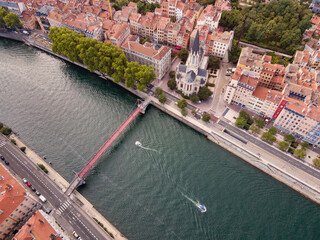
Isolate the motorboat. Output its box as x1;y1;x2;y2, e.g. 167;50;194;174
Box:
198;204;207;213
135;141;142;147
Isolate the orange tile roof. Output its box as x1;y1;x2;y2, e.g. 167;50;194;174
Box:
266;90;283;104
239;75;259;88
14;211;63;240
252;86;269;100
284;97;308;116
263;55;272;62
0;165;27;224
307;105;320;122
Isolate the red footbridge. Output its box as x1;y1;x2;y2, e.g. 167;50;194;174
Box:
65;99;150;196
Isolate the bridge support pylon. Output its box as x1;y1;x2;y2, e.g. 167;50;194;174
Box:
65;175;85;196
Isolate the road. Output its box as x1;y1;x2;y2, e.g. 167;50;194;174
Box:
0;134;112;240
218;120;320;179
238;41;292;58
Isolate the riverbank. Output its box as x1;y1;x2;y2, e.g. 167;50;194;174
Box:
9;133;127;240
2;31;320;213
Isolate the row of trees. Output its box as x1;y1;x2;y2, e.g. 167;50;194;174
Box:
0;122;12;136
48;27;155;91
0;7;22;29
220;0;313;54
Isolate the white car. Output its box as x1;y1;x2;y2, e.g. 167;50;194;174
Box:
22;178;28;183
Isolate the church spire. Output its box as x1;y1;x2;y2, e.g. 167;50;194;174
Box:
191;30;199;55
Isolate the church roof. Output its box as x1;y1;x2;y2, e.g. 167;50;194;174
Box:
186;70;196;83
191;30;199;55
198;68;207;77
178;64;187;73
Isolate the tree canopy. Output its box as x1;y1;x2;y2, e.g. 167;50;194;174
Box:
278;141;289;151
284;134;295;143
208;56;220;69
49;27;155;90
220;0;312;54
261;132;276;143
177;99;187;109
0;9;21;29
178;48;189;64
198;86;213;100
294;148;306;159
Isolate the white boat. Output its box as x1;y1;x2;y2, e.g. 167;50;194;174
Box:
197;204;207;213
135;141;142;147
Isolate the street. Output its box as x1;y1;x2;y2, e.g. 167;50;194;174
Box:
0;134;113;240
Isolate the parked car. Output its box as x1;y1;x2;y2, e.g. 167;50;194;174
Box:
31;186;36;191
22;178;28;183
4;160;9;165
0;155;5;160
72;231;79;238
27;182;32;187
35;191;40;196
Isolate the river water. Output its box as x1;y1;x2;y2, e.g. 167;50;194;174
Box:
1;38;320;240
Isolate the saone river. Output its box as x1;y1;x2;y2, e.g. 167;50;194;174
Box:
1;38;320;239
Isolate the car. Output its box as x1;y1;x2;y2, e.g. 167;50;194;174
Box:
27;182;32;187
35;191;40;196
30;186;36;191
72;231;79;238
22;178;28;183
4;160;9;165
46;209;52;214
0;155;4;160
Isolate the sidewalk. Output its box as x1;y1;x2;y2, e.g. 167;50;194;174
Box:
9;134;127;240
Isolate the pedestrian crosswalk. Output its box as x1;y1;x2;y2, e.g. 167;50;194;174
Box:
56;200;72;215
0;141;6;148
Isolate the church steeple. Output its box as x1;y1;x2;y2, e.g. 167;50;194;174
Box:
191;30;200;56
186;30;201;71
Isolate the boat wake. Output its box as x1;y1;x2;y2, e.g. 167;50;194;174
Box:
135;141;159;152
182;194;207;213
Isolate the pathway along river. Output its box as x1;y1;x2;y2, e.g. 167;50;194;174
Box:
1;38;320;240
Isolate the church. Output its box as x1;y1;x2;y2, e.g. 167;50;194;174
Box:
176;30;209;96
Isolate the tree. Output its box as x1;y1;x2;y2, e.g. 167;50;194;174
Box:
229;40;241;64
3;12;22;29
284;134;295;143
0;127;11;135
20;146;26;152
158;93;167;103
301;141;310;149
268;127;277;135
167;79;176;90
169;71;175;78
278;141;289;151
155;87;163;96
177;99;187;109
239;111;250;121
235;117;247;128
178;48;189;64
197;86;212;100
0;7;7;24
253;118;265;128
181;108;188;116
170;16;176;22
208;56;220;69
11;139;16;145
190;94;200;103
294;148;306;159
261;132;276;143
117;0;128;7
313;158;320;168
249;124;260;133
202;113;211;122
0;122;3;130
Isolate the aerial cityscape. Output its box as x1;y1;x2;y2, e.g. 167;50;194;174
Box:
0;0;320;239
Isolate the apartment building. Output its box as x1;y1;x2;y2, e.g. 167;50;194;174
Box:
106;22;130;47
207;30;234;62
0;165;38;240
13;210;63;240
196;5;220;32
121;36;171;80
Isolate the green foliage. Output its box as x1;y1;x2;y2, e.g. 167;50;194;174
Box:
3;12;21;29
249;124;260;133
191;109;196;115
268;127;277;135
0;122;3;130
167;79;176;90
181;108;188;116
20;146;26;152
93;218;114;238
253;118;265;128
178;48;189;64
0;127;11;135
235;117;247;128
278;141;289;151
10;139;16;145
155;87;163;96
49;27;155;89
301;141;310;149
202;113;211;122
139;37;151;44
136;1;160;14
117;0;128;7
313;158;320;168
288;148;294;154
38;164;48;174
208;56;220;69
169;71;175;78
284;134;295;143
190;94;200;103
197;86;212;100
177;99;187;109
220;0;313;54
291;142;298;148
294;148;306;159
158;93;167;103
170;16;176;22
0;7;7;23
229;40;241;64
261;132;276;143
239;111;250;120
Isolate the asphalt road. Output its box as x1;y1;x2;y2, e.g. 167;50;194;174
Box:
218;120;320;179
0;134;112;240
